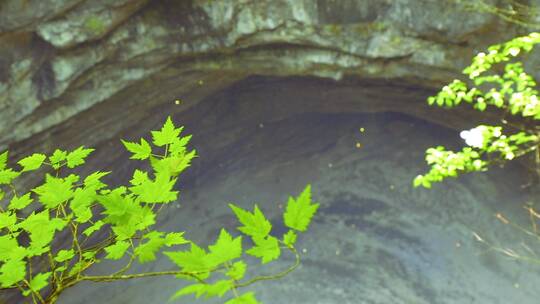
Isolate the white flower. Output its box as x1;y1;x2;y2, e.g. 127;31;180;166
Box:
460;126;486;148
509;47;520;57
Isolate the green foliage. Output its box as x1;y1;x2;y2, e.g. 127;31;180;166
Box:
416;32;540;187
283;185;319;232
0;117;318;304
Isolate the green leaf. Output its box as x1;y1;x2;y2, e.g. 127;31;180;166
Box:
0;168;20;185
0;151;8;170
129;170;148;186
170;283;205;300
208;229;242;266
164;244;210;274
112;224;138;241
17;153;46;172
246;235;281;264
82;251;96;260
282;230;297;247
0;212;17;230
225;292;260;304
229;204;272;239
0;259;26;288
133;206;156;231
97;187;131;220
49;149;67;169
23;272;51;296
134;231;166;263
104;241;131;260
84;171;110;190
66;146;94;168
0;235;22;261
151;116;182;147
54;249;75;263
129;171;178;204
32;174;75;208
283;185;319;232
153;152;196;176
202;280;233;298
164;232;189;247
171;280;233;300
169;135;192;155
226;261;247;281
83;221;105;237
70;187;96;223
121;138;152;160
18;211;64;256
8;193;33;211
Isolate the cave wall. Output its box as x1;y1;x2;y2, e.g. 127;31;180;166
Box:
0;0;529;156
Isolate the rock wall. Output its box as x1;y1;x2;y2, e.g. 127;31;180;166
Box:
0;0;523;155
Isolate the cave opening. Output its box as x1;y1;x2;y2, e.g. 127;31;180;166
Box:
11;76;540;304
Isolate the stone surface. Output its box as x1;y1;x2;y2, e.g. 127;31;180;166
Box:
46;77;539;304
0;0;520;153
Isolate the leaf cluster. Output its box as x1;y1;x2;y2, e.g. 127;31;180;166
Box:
416;33;540;187
0;117;318;304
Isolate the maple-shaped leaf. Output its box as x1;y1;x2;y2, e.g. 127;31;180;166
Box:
84;171;110;190
283;185;319;232
19;214;67;255
133;206;156;231
23;272;51;296
171;280;233;300
134;231;166;263
282;230;297;247
66;146;94;168
170;283;205;300
0;259;26;288
168;134;192;156
17;153;46;172
82;251;96;260
104;241;131;260
164;243;210;274
129;169;148;186
0;151;7;170
121;138;152;160
48;149;67;170
8;193;33;211
0;235;20;261
226;261;247;281
83;220;104;237
70;187;96;223
208;229;242;266
201;280;233;298
96;187;132;221
0;212;16;230
164;232;190;247
229;204;271;239
0;169;20;185
151;151;196;177
54;249;75;263
33;174;75;208
224;292;260;304
246;235;281;264
151;116;182;147
129;171;178;204
111;223;138;241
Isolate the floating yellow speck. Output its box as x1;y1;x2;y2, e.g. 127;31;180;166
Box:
359;127;365;133
198;80;204;85
175;99;182;105
355;142;362;148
